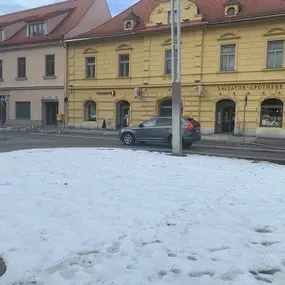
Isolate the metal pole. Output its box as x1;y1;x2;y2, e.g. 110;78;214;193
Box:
171;0;182;155
242;95;247;142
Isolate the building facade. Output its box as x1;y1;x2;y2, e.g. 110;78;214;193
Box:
0;0;111;126
67;0;285;138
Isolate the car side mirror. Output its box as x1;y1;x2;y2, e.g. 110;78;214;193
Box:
139;124;144;128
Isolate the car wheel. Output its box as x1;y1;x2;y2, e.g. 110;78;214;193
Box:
123;133;135;145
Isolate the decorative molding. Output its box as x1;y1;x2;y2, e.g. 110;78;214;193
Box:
217;33;240;41
264;28;285;37
83;48;98;54
116;44;133;51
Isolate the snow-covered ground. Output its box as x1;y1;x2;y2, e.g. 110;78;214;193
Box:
0;148;285;285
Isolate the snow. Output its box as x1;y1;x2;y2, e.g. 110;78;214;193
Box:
0;148;285;285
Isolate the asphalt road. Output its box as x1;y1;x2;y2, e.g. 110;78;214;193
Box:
1;132;285;164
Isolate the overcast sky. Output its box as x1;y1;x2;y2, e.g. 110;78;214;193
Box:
0;0;139;16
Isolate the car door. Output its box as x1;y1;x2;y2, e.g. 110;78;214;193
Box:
135;118;157;141
152;118;172;141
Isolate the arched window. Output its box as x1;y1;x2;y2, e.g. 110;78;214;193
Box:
227;7;236;16
84;101;97;121
260;99;283;128
125;21;132;30
159;99;172;117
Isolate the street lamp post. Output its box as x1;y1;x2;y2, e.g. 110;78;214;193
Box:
170;0;182;155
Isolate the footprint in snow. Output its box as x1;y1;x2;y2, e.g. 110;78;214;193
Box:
255;225;274;234
106;241;121;254
189;270;215;278
208;245;230;252
220;269;244;281
148;270;168;282
187;255;197;261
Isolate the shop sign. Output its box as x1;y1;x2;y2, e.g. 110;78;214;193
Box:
97;90;116;96
218;84;284;91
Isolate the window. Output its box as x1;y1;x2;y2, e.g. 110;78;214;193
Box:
119;54;130;77
156;118;172;126
267;41;284;69
221;44;236;71
0;60;2;79
45;55;55;77
86;57;96;78
17;57;26;78
85;101;96;121
0;30;3;41
28;23;45;37
159;99;172;117
226;7;236;16
168;10;177;24
16;102;30;120
260;99;283;128
125;21;132;29
141;119;157;127
165;50;177;75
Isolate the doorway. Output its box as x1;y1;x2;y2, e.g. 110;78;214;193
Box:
215;99;236;133
116;100;130;129
43;101;58;126
158;98;172;117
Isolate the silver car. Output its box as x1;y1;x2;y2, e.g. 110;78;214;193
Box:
119;116;201;148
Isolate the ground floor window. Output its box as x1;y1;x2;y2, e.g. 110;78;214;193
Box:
16;102;30;120
159;99;172;117
85;101;97;121
260;99;283;128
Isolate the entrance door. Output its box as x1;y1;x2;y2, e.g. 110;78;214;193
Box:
215;99;236;133
45;102;58;126
116;101;130;129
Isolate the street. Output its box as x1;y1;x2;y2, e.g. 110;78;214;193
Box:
1;132;285;164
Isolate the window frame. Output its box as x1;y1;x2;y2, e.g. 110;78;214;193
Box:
226;7;236;16
17;57;26;79
165;49;178;75
28;22;45;37
266;40;284;69
85;57;96;78
15;102;31;120
45;54;55;77
0;30;3;42
260;99;283;128
118;54;130;77
220;44;236;71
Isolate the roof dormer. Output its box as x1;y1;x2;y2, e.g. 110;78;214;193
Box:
123;11;140;30
224;0;240;17
27;22;46;37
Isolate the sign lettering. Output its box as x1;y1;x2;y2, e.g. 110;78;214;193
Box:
218;84;284;91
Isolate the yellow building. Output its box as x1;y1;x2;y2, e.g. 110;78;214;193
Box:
66;0;285;138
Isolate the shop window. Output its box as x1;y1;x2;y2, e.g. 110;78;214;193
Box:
16;102;30;120
220;44;236;71
85;101;97;121
165;50;177;75
260;99;283;128
267;41;284;69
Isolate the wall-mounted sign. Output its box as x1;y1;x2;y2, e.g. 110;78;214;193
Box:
97;90;116;96
218;84;284;91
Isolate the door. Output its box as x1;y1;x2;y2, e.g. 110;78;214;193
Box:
222;107;235;133
135;118;157;141
46;102;58;125
152;117;172;141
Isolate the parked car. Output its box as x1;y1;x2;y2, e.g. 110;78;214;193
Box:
119;116;201;148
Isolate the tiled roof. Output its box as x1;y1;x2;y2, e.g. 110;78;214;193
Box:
77;0;285;39
0;0;95;46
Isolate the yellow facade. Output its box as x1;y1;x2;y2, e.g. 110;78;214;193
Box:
67;1;285;138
